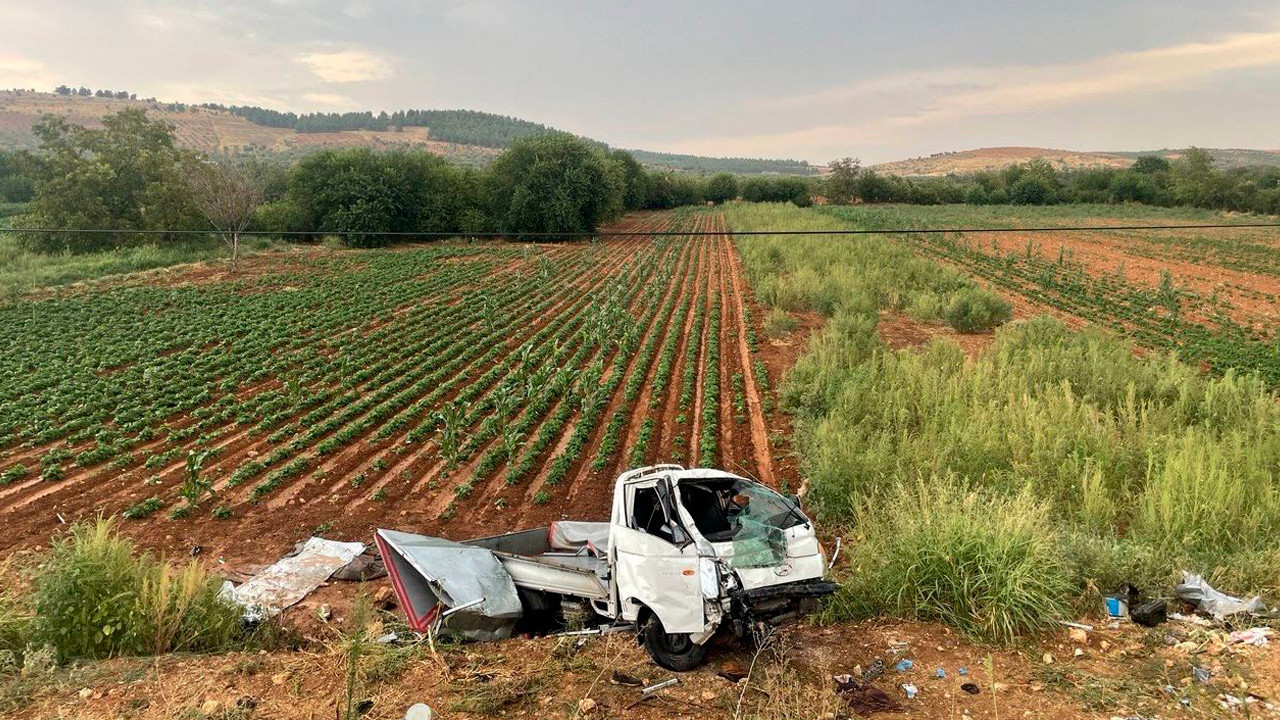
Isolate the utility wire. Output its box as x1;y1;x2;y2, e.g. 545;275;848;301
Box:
1;222;1279;237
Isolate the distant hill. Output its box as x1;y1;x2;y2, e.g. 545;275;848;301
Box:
0;90;812;174
625;149;816;175
873;146;1280;176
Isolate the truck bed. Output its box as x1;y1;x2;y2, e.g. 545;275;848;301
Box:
464;527;610;601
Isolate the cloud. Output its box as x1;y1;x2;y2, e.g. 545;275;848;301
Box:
0;53;55;90
674;29;1280;159
297;49;393;83
302;91;358;109
155;82;293;109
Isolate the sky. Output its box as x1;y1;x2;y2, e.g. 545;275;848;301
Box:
1;0;1278;164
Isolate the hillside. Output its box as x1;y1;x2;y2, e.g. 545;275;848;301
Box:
873;145;1280;176
0;90;812;173
0;90;502;165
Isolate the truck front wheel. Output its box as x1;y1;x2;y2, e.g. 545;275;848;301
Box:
642;617;707;671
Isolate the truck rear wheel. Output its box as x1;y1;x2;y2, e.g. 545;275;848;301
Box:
642;617;706;671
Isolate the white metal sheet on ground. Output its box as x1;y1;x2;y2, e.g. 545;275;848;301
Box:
229;537;365;620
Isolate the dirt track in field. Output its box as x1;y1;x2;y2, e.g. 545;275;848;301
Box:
0;211;797;570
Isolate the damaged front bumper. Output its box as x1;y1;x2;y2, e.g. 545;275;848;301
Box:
728;578;838;636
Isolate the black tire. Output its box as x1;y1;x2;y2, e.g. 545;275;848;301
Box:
641;616;707;671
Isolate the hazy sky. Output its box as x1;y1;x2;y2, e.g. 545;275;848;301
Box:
1;1;1278;163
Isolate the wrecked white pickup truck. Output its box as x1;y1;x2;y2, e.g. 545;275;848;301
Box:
375;464;836;670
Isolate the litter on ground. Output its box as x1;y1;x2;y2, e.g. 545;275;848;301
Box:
223;536;365;620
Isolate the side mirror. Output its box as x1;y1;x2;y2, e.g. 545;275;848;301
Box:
788;494;802;508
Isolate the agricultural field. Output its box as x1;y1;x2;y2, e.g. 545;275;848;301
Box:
0;211;782;563
824;203;1280;382
726;201;1280;635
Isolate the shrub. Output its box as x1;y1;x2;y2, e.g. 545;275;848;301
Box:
763;308;797;338
906;291;945;323
943;287;1012;332
830;481;1073;643
30;519;241;660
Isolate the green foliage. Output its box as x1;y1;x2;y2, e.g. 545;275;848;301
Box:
942;287;1012;332
14;109;201;253
0;150;33;203
30;519;242;660
703;173;739;204
830;482;1073;643
763;308;797;338
821;147;1280;215
728;202;1280;640
485;133;623;238
742;176;812;205
289;147;483;247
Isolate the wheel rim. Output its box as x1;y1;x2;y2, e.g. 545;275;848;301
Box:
657;631;692;654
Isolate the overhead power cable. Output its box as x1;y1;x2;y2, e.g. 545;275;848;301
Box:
2;222;1279;237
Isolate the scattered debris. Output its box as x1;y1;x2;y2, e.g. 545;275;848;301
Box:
1175;571;1265;619
717;660;747;683
935;668;946;678
961;682;981;695
1228;627;1272;647
957;668;968;676
224;537;365;620
611;670;645;687
332;552;387;581
1192;666;1211;684
1104;595;1128;619
901;683;919;699
893;659;914;672
577;697;597;715
1058;621;1094;631
403;703;433;720
834;676;902;715
1131;599;1168;627
862;657;886;680
639;679;679;697
1169;612;1213;627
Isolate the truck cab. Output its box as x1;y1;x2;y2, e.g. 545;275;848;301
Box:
609;465;833;669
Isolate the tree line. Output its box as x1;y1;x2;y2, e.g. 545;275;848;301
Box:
10;108;1279;259
8;110;809;255
824;151;1280;214
53;85;137;100
201;104;579;149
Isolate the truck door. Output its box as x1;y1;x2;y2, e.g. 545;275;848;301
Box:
612;479;703;634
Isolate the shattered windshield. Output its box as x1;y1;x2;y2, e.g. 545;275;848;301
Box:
677;478;807;568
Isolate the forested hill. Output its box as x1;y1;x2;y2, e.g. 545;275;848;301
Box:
1;90;810;173
625;149;816;175
208;105;580;149
208;104;818;173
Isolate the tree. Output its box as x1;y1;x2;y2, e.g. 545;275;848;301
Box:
14;109;199;253
610;150;649;211
1009;175;1056;205
1132;155;1171;174
703;173;738;204
288;148;480;247
1169;147;1222;208
485;133;623;239
185;160;265;266
825;157;861;204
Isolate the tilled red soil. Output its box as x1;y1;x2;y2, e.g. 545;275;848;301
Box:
0;211;797;573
